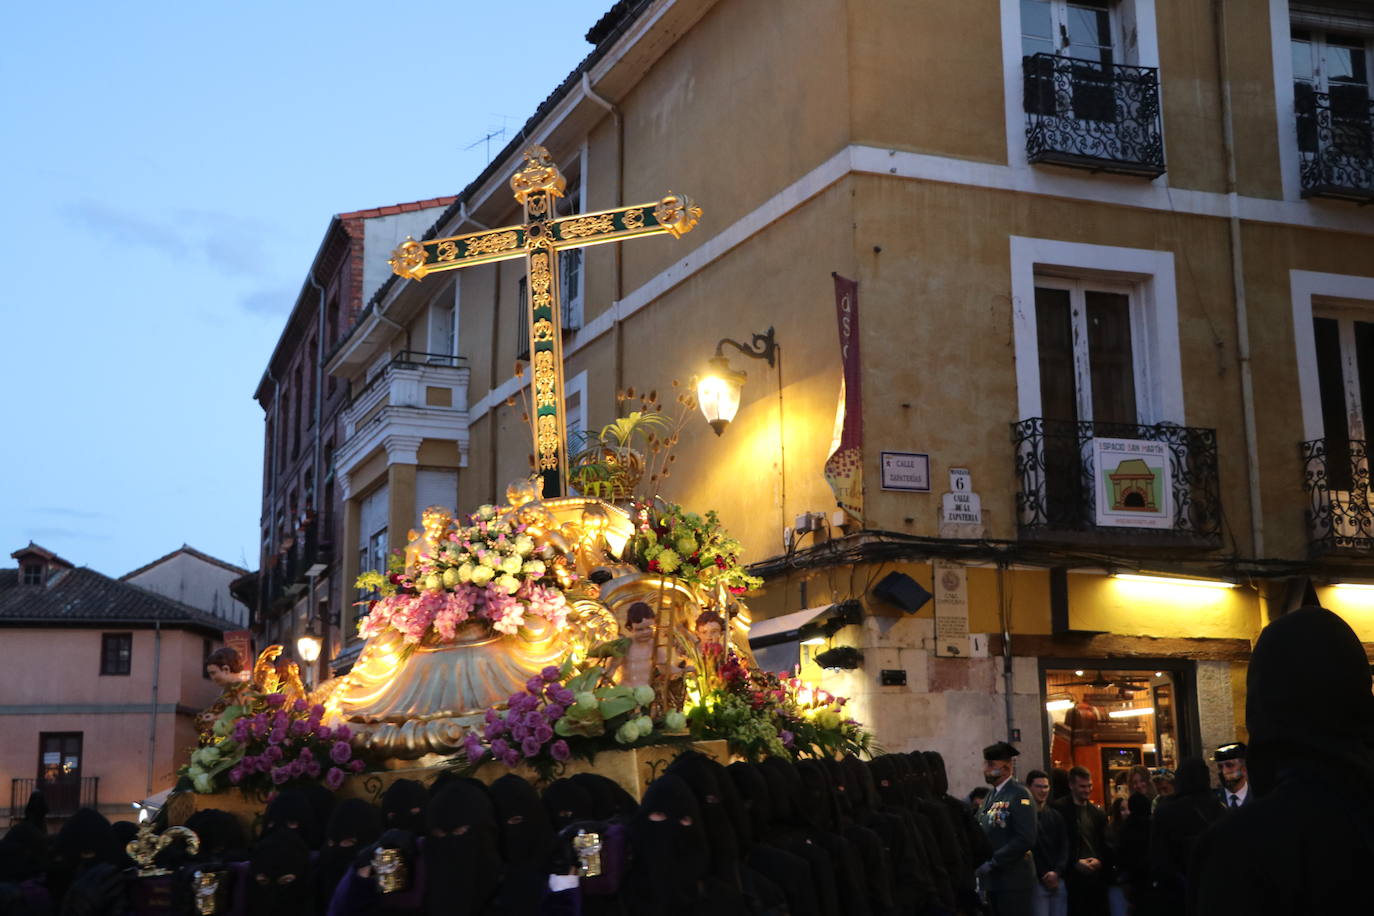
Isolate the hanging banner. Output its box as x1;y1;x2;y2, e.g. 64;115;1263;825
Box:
824;274;864;522
1093;438;1173;529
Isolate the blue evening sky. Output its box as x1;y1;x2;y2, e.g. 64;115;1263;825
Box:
1;1;615;577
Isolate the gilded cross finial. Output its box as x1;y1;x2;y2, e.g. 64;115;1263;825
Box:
389;237;428;280
510;145;566;205
654;193;702;239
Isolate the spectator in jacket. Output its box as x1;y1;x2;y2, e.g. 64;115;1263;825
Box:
1050;766;1110;916
1026;770;1068;916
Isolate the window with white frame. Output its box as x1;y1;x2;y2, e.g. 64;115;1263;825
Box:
1033;278;1141;426
1311;305;1374;489
356;483;389;606
428;286;458;361
1292;25;1373;151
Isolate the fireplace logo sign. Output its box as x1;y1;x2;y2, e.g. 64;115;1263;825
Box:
1093;438;1172;529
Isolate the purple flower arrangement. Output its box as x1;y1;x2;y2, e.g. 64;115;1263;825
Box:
224;696;365;793
464;666;574;767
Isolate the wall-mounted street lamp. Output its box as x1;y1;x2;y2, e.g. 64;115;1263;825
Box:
696;327;778;435
296;623;323;667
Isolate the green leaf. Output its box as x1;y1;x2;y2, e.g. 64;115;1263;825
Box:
597;695;638;719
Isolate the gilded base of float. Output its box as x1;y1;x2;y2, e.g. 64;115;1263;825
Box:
164;740;729;835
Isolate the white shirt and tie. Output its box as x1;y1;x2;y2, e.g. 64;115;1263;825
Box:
1227;781;1249;808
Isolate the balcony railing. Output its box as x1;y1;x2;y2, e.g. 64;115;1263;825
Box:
1296;86;1374;202
1023;53;1166;178
1301;437;1374;553
1013;418;1221;544
11;777;99;819
347;350;466;410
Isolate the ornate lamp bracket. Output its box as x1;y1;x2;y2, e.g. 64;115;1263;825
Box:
714;326;777;368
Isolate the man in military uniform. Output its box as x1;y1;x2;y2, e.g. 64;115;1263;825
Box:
1213;741;1252;809
975;741;1037;916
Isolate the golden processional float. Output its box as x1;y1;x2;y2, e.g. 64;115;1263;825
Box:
170;148;868;828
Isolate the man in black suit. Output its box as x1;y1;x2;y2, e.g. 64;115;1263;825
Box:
975;741;1037;916
1213;742;1252;809
1050;765;1110;916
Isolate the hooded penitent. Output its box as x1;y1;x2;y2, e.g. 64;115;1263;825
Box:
623;775;715;916
264;789;323;849
568;773;637;820
382;779;430;835
541;778;595;831
1190;607;1374;915
0;823;47;882
424;781;502;916
667;752;742;883
248;829;314;916
316;798;384;913
184;808;248;862
489;774;556;916
48;807;118;905
1245;606;1374;795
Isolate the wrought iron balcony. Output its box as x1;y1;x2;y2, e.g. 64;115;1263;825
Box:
11;777;99;819
1296;86;1374;202
1012;418;1221;546
1023;53;1165;178
1300;437;1374;553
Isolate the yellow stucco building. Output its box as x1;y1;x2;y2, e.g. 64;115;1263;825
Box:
318;0;1374;796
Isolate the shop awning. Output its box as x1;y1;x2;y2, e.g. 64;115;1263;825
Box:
748;605;832;673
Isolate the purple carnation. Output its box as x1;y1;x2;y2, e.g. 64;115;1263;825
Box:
483;722;506;741
269;728;286;744
533;723;554;743
292;698;309;713
306;760;321;778
330;740;352;764
270;766;290;785
311;704;326;718
349;759;365;773
334;724;352;742
263;745;283;763
543;705;565;721
521;737;542;758
553;688;576;706
511;723;531;742
315;725;333;741
500;749;521;767
484;708;501;725
541;665;561;682
324;767;346;791
288;759;307;777
289;719;309;737
780;730;795;748
298;746;313;761
549;740;570;762
463;733;484;760
491;738;510;757
265;693;286;708
228;766;244;785
525;676;545;694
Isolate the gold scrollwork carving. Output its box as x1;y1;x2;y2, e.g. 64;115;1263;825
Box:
465;231;520;258
436;240;458;262
623;208;645;231
511;145;566;205
532;318;554;343
527;195;548;217
653;193;703;239
529;252;551;292
559;213;616;239
537;413;561;469
533;351;556;408
388;237;428;280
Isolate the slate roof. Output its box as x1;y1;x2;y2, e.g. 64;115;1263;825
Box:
0;565;238;633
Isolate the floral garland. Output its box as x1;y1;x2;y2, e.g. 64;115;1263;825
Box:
355;504;569;643
182;693;365;794
685;654;872;760
461;662;687;777
624;500;763;595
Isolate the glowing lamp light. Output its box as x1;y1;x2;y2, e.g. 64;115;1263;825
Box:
296;627;322;664
1108;706;1156;719
1045;699;1075;712
1331;581;1374;591
696;356;746;435
1112;573;1236;590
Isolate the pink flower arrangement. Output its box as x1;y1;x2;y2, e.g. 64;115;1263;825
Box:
355;505;571;646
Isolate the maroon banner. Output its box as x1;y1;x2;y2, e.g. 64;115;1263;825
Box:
824;274;863;522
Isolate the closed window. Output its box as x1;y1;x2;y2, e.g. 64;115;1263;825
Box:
1312;310;1374;490
100;633;132;676
1023;0;1119;119
22;564;42;585
1034;278;1139;426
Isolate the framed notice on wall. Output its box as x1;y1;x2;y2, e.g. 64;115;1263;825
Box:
1092;438;1173;529
932;560;970;658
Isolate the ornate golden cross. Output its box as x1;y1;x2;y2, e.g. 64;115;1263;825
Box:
389;145;701;498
